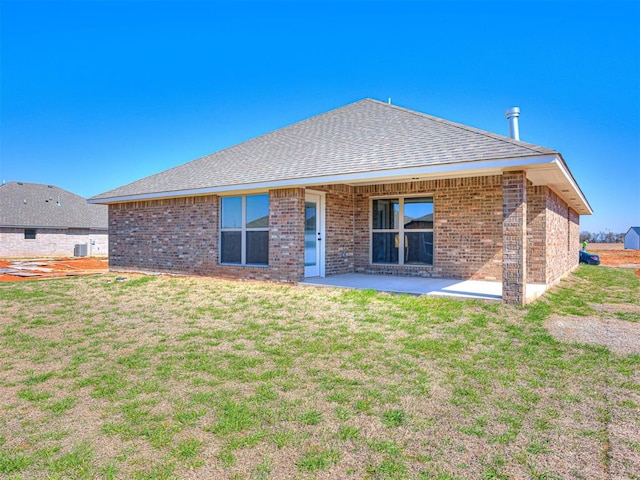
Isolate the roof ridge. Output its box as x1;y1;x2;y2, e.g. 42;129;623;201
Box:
365;98;557;155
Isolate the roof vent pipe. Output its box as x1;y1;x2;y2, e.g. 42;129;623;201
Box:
505;107;520;141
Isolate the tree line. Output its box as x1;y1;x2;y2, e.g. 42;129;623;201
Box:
579;231;625;243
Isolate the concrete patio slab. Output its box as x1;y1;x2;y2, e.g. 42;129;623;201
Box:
301;274;547;302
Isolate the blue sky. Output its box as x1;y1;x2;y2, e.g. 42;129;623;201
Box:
1;0;638;233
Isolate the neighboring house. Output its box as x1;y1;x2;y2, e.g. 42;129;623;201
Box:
90;99;592;304
0;182;108;258
624;227;640;250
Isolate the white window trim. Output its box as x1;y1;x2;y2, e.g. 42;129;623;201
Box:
220;194;269;266
370;194;434;266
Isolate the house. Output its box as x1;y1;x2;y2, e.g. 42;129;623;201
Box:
624;227;640;250
0;182;108;258
90;99;592;304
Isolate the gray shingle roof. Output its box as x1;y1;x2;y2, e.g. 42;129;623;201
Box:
92;98;559;201
0;182;108;229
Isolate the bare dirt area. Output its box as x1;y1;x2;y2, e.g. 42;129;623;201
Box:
589;243;640;272
0;257;108;282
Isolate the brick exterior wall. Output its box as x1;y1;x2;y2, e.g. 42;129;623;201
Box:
431;177;503;280
526;186;580;286
0;228;108;258
106;175;580;301
313;185;355;276
568;208;580;271
265;188;305;282
546;189;580;284
109;196;218;276
352;176;503;280
108;189;305;283
527;185;547;284
502;171;528;305
545;189;569;283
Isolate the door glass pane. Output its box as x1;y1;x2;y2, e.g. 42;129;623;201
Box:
405;232;433;265
246;194;269;228
221;197;242;228
220;231;241;263
372;199;399;229
372;232;399;264
246;231;269;265
404;197;433;229
305;201;317;266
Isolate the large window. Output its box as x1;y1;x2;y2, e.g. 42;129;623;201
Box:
220;194;269;265
372;196;433;265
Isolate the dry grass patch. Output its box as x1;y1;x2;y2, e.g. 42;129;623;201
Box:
546;315;640;355
0;267;638;479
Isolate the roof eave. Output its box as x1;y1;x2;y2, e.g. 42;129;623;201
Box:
554;157;593;215
89;154;592;215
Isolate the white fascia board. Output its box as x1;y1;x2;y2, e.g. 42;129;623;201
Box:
89;155;560;204
552;158;593;215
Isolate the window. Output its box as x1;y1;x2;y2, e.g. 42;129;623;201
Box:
24;229;36;240
220;194;269;265
372;196;433;265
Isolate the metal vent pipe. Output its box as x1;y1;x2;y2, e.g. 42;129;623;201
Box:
505;107;521;141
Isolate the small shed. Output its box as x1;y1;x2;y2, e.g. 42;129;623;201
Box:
624;227;640;250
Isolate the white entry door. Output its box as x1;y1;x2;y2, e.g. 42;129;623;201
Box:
304;192;324;277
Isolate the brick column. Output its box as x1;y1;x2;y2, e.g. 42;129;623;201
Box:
268;188;305;282
502;171;527;305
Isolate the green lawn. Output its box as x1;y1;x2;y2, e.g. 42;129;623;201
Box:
0;266;638;479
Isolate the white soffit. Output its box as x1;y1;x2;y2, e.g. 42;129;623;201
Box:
525;159;592;215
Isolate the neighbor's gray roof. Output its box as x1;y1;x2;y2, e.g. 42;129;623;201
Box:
0;182;108;229
92;98;560;202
